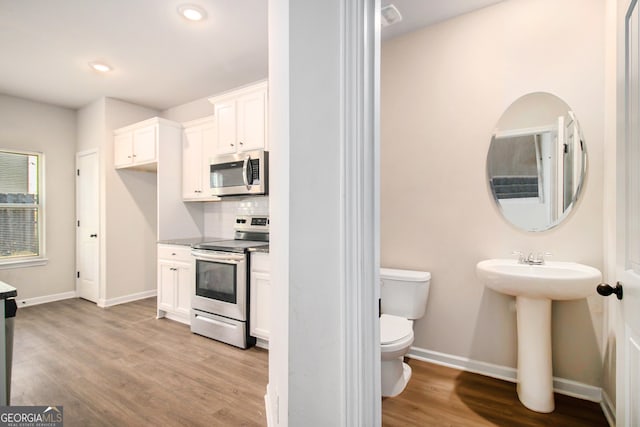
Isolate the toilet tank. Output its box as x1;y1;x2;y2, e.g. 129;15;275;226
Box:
380;268;431;320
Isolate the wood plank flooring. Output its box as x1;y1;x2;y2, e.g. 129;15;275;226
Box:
382;359;609;426
12;297;268;427
11;297;609;426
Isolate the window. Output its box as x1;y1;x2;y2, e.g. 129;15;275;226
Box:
0;150;44;265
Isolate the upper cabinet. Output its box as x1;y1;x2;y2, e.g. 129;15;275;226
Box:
114;117;181;171
113;116;202;240
182;116;219;201
208;80;268;155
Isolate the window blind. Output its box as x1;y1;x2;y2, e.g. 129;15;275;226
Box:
0;151;40;259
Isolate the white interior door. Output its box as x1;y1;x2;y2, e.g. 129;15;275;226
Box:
617;1;640;425
76;150;100;303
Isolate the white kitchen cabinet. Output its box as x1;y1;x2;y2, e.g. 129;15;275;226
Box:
250;251;270;347
114;132;135;166
209;80;268;155
182;116;220;201
114;117;179;171
157;244;194;325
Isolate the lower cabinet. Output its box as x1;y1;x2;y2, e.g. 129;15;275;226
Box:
157;244;193;325
250;251;270;346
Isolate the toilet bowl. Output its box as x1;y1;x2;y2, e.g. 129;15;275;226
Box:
380;314;415;397
380;268;431;397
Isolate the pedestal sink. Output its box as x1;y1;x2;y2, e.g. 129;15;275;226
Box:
476;258;602;413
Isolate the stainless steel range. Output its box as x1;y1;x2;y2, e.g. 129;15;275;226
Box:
190;215;269;348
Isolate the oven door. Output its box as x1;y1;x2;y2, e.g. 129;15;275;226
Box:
191;250;247;321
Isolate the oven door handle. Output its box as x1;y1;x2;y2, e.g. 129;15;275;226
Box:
191;250;245;264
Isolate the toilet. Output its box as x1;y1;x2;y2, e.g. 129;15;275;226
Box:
380;268;431;397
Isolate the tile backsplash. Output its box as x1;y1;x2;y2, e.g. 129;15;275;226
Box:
203;196;269;238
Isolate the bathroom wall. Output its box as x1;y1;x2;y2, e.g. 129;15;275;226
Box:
381;0;605;387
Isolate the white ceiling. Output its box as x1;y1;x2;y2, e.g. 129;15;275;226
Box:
0;0;504;111
381;0;505;41
0;0;269;110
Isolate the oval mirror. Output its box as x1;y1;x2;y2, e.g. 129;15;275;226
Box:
487;92;587;231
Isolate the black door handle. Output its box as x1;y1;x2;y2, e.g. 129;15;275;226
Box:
596;282;623;300
89;234;98;238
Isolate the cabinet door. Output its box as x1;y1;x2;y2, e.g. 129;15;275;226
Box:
237;89;267;152
201;121;216;195
183;127;203;198
215;101;237;155
133;125;157;164
114;132;134;167
158;261;176;312
250;270;271;340
175;261;193;317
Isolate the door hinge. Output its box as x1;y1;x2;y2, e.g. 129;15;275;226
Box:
77;220;80;227
77;271;80;279
77;169;80;176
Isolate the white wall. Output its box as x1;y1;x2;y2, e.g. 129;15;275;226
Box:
269;0;381;424
103;99;159;302
267;0;290;423
77;98;159;303
77;99;105;153
161;97;214;124
0;94;76;300
381;0;605;386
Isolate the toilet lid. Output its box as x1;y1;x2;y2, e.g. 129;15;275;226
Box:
380;314;413;345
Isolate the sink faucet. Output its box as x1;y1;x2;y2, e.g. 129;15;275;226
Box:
526;252;545;265
513;251;551;265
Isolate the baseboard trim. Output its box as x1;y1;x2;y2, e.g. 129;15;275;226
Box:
265;384;275;427
162;312;190;326
255;338;269;350
600;389;616;427
97;289;157;308
408;346;602;403
17;291;77;307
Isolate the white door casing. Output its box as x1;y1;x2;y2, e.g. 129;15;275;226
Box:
266;0;380;425
76;150;100;303
616;1;640;425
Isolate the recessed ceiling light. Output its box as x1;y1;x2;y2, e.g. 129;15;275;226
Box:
177;4;207;21
88;62;112;73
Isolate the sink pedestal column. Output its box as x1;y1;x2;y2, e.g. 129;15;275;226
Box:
515;296;554;413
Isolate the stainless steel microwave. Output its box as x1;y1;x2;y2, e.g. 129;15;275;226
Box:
210;149;268;197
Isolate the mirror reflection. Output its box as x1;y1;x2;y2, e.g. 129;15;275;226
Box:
487;92;587;231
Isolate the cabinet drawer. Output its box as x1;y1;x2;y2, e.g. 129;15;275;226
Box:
157;244;192;261
251;252;270;272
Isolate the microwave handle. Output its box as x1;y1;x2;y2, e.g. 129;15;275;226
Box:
242;155;252;190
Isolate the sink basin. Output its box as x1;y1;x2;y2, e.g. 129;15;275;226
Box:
476;258;602;413
476;258;602;300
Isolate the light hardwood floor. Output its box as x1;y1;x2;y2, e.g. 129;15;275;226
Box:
11;298;608;426
12;297;268;427
382;359;609;426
